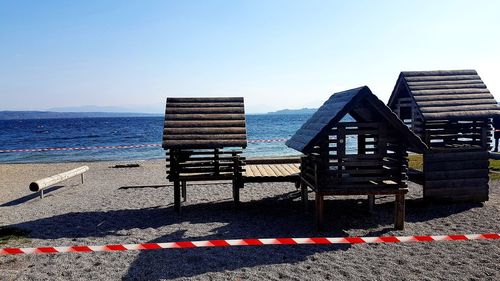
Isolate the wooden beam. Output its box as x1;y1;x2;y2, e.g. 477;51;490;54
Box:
29;166;89;198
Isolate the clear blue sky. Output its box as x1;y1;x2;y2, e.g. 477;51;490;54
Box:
1;0;499;113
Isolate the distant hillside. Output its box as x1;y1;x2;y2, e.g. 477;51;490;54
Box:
0;111;161;120
267;108;317;115
47;104;163;114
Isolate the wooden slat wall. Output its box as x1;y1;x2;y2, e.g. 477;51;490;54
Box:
423;119;492;149
162;97;247;149
423;150;489;202
301;122;407;191
166;149;245;180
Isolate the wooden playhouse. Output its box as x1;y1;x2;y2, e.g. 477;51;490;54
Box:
286;86;426;230
388;70;500;202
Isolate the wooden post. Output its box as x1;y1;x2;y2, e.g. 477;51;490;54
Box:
481;119;488;149
214;148;220;176
181;181;187;202
395;192;405;230
368;195;375;213
337;125;346;184
232;153;241;209
358;134;366;155
294;180;300;190
315;192;324;231
301;180;308;212
174;180;181;214
232;179;240;209
81;173;84;184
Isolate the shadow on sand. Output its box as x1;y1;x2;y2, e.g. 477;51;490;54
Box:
7;191;482;280
0;185;65;207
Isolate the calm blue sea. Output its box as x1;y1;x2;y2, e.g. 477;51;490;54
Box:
0;115;317;163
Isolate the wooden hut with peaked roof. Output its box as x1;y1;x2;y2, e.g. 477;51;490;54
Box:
163;97;247;213
287;86;426;230
387;70;500;202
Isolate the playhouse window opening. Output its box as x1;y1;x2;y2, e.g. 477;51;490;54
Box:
345;134;358;155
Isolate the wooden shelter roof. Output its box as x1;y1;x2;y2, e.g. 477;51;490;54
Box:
162;97;247;149
388;69;499;120
286;86;426;153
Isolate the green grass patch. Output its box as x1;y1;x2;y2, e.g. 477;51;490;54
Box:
408;154;423;171
489;159;500;180
489;159;500;171
0;227;29;245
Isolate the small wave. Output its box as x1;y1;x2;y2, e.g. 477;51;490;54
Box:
50;135;102;141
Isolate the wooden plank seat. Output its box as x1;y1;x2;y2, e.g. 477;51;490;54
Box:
243;157;301;187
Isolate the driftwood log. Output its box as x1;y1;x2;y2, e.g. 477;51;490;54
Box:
29;166;89;198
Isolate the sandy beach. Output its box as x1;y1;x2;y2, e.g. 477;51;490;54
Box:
1;159;499;280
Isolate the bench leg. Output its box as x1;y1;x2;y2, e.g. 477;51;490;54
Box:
301;181;308;212
174;180;181;214
295;180;300;190
181;181;187;202
395;193;405;230
232;179;240;210
368;194;375;213
315;193;324;231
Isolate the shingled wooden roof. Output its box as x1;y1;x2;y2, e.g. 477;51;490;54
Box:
286;86;426;153
388;69;499;120
162;97;247;149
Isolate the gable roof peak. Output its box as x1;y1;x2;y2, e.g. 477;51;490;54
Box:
286;86;426;153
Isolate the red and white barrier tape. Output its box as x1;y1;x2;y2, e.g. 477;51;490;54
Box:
0;139;289;153
0;144;162;153
1;233;499;255
248;138;288;143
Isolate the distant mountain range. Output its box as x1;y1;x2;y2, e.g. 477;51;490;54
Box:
267;108;317;115
0;111;161;120
46;105;164;114
0;106;319;120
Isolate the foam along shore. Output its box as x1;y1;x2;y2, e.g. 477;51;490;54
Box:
1;159;499;280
